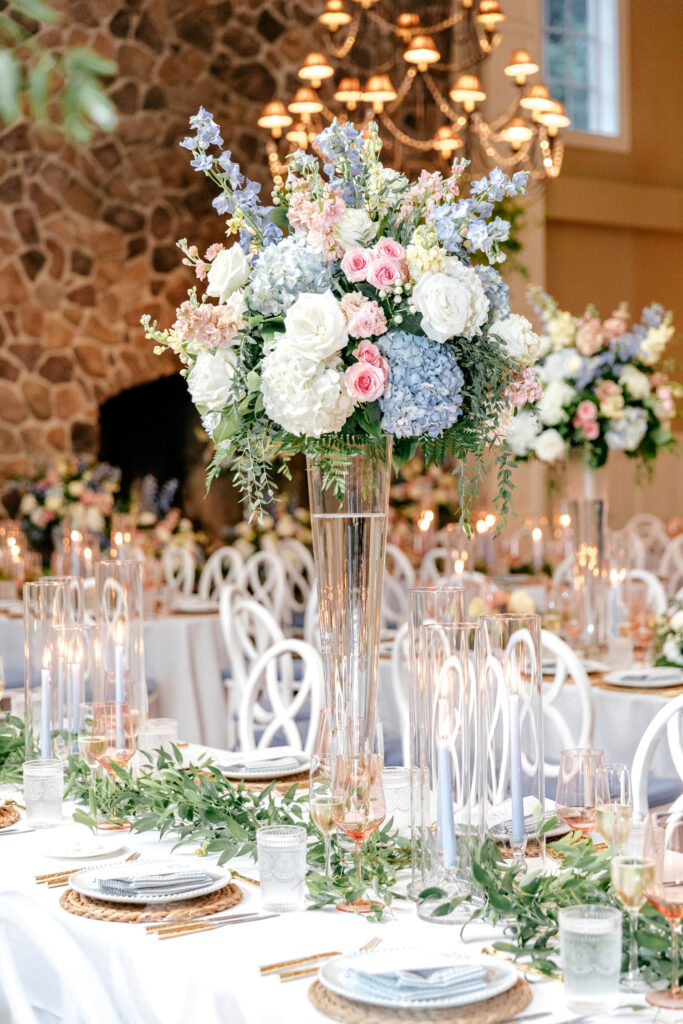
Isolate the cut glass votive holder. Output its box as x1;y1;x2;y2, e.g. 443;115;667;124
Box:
559;904;622;1013
23;758;64;828
256;825;307;912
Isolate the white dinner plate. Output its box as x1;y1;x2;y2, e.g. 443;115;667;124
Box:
319;948;517;1010
221;756;310;781
603;667;683;688
70;859;231;905
0;599;21;612
44;835;126;860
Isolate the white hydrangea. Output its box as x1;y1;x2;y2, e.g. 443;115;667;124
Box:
187;349;238;412
490;314;541;367
19;493;37;514
412;262;489;343
506;409;541;456
538;348;582;384
537;379;575;426
534;428;567;463
639;323;674;366
261;339;354;437
619;364;651;399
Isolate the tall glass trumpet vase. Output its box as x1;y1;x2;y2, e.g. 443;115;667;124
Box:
569;498;609;654
307;437;392;754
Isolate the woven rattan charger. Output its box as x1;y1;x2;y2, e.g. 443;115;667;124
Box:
308;976;532;1024
0;804;20;828
59;881;242;923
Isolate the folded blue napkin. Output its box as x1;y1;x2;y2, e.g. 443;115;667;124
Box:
345;962;488;1001
220;756;301;774
97;871;213;898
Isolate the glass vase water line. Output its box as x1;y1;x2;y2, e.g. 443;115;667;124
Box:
306;436;392;753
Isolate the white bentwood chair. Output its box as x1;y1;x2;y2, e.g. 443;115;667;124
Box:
237;638;323;755
659;535;683;598
626;568;667;616
198;545;245;601
382;544;415;630
390;622;410;767
244;549;286;625
277;539;315;634
540;629;594;778
161;544;195;596
624;513;670;573
631;693;683;817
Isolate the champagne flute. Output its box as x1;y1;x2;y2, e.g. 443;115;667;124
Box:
643;811;683;1008
78;702;105;820
596;764;633;853
309;754;335;877
555;748;605;837
331;750;385;914
610;823;652;992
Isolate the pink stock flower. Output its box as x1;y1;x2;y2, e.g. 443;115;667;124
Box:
340;293;387;338
651;372;668;388
345;360;387;402
656;384;675;419
204;243;224;261
173;300;245;350
195;259;207;281
602;309;630;338
575;314;605;356
353;339;389;379
366;256;406;291
374;237;405;261
341;248;373;282
509;367;543;407
288;182;345;260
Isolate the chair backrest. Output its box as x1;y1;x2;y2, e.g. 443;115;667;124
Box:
238;638;323;755
0;890;121;1024
626;568;667;615
624;513;670;572
162;544;195;595
418;547;451;582
609;528;647;570
382;544;415;630
659;536;683;597
540;629;594;776
303;581;321;653
632;693;683;817
390;622;410;767
198;545;245;601
277;539;315;624
552;556;573;585
244;549;286;624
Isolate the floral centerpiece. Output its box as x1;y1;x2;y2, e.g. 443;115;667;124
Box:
143;109;541;521
230;506;312;561
655;599;683;669
508;289;679;468
468;587;536;619
14;457;120;558
131;475;208;562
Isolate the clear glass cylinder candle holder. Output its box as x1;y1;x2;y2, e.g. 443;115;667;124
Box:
415;621;483;923
480;613;545;867
95;560;147;736
257;825;307;912
141;718;178;756
62;622;97;755
570;499;609;652
52;528;99;578
408;585;465;899
559;905;622;1013
24;579;69;760
382;766;411;834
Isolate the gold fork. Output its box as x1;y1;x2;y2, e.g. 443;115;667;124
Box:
277;936;383;983
42;850;140;888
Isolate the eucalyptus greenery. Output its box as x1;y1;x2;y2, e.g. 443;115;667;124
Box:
0;0;117;141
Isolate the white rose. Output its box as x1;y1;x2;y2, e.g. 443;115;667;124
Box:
506;409;541;456
534;428;567;463
19;493;37;514
205;244;250;303
618;364;650;399
333;208;377;251
67;480;84;498
537;379;575;426
45;494;63;512
187;349;238;412
491;314;541;366
283;290;347;360
670;610;683;631
261;342;354;437
412;265;489;343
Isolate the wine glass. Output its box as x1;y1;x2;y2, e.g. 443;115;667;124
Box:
331;750;385;914
595;764;633;853
309;754;334;877
78;702;103;820
555;748;605;837
610;821;651;992
626;582;656;664
90;701;137;829
643;811;683;1008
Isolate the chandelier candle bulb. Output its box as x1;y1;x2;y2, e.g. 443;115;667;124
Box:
436;676;457;869
508;673;525;850
41;648;52;758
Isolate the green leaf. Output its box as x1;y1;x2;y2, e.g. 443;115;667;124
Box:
13;0;61;23
0;51;21;122
62;47;117;78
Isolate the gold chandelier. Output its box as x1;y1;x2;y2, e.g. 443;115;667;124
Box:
258;0;570;186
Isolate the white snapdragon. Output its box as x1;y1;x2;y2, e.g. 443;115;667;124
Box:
639;323;674;366
205;244;250;303
187;349;238;411
283;290;348;360
546;310;577;350
411;263;488;343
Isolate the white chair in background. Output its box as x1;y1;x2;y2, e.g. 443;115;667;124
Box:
162;544;195;596
303;581;321;653
0;890;121;1024
418;547;451;582
624;513;669;572
382;544;415;630
390;622;410;767
277;539;315;633
659;535;683;597
198;545;245;601
631;693;683;817
237;638;323;755
609;528;647;570
552;556;573;585
244;549;286;624
626;568;667;616
540;629;594;777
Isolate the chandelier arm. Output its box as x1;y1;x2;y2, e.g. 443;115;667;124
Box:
422;72;466;125
325;10;362;60
379;111;439;152
385;68;417;114
476;98;527;135
366;7;466;37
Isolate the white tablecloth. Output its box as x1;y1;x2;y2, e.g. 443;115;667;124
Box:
0;749;653;1024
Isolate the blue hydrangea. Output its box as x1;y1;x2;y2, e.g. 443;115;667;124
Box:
377;331;464;438
605;407;649;452
246;237;333;316
474;265;510;319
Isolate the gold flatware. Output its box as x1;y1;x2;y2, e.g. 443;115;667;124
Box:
37;850;140;886
260;950;342;976
230;870;260;888
147;910;268;934
157;913;278;940
481;947;561;982
271;936;382;982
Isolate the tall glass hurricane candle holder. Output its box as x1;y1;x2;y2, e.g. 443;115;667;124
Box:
407;584;465;899
52;529;99;578
62;622;97;754
24;579;68;760
416;621;483;923
480;613;545;868
569;499;609;653
95;560;147;739
307;436;392;754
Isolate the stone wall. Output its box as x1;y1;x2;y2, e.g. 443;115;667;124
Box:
0;0;327;478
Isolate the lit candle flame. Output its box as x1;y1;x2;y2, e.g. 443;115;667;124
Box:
70;529;82;543
114;531;124;546
609;568;625;586
42;648;51;670
84;547;92;561
558;513;571;528
417;509;434;532
485;513;495;529
114;619;125;645
531;527;542;542
475;519;487;535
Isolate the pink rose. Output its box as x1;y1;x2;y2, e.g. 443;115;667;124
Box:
603;309;630;338
345;360;387;402
341;247;372;282
366;256;406;291
575;315;605;356
656;385;675;419
374;237;405;261
353;340;389;380
583;421;600;440
576;399;598;424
